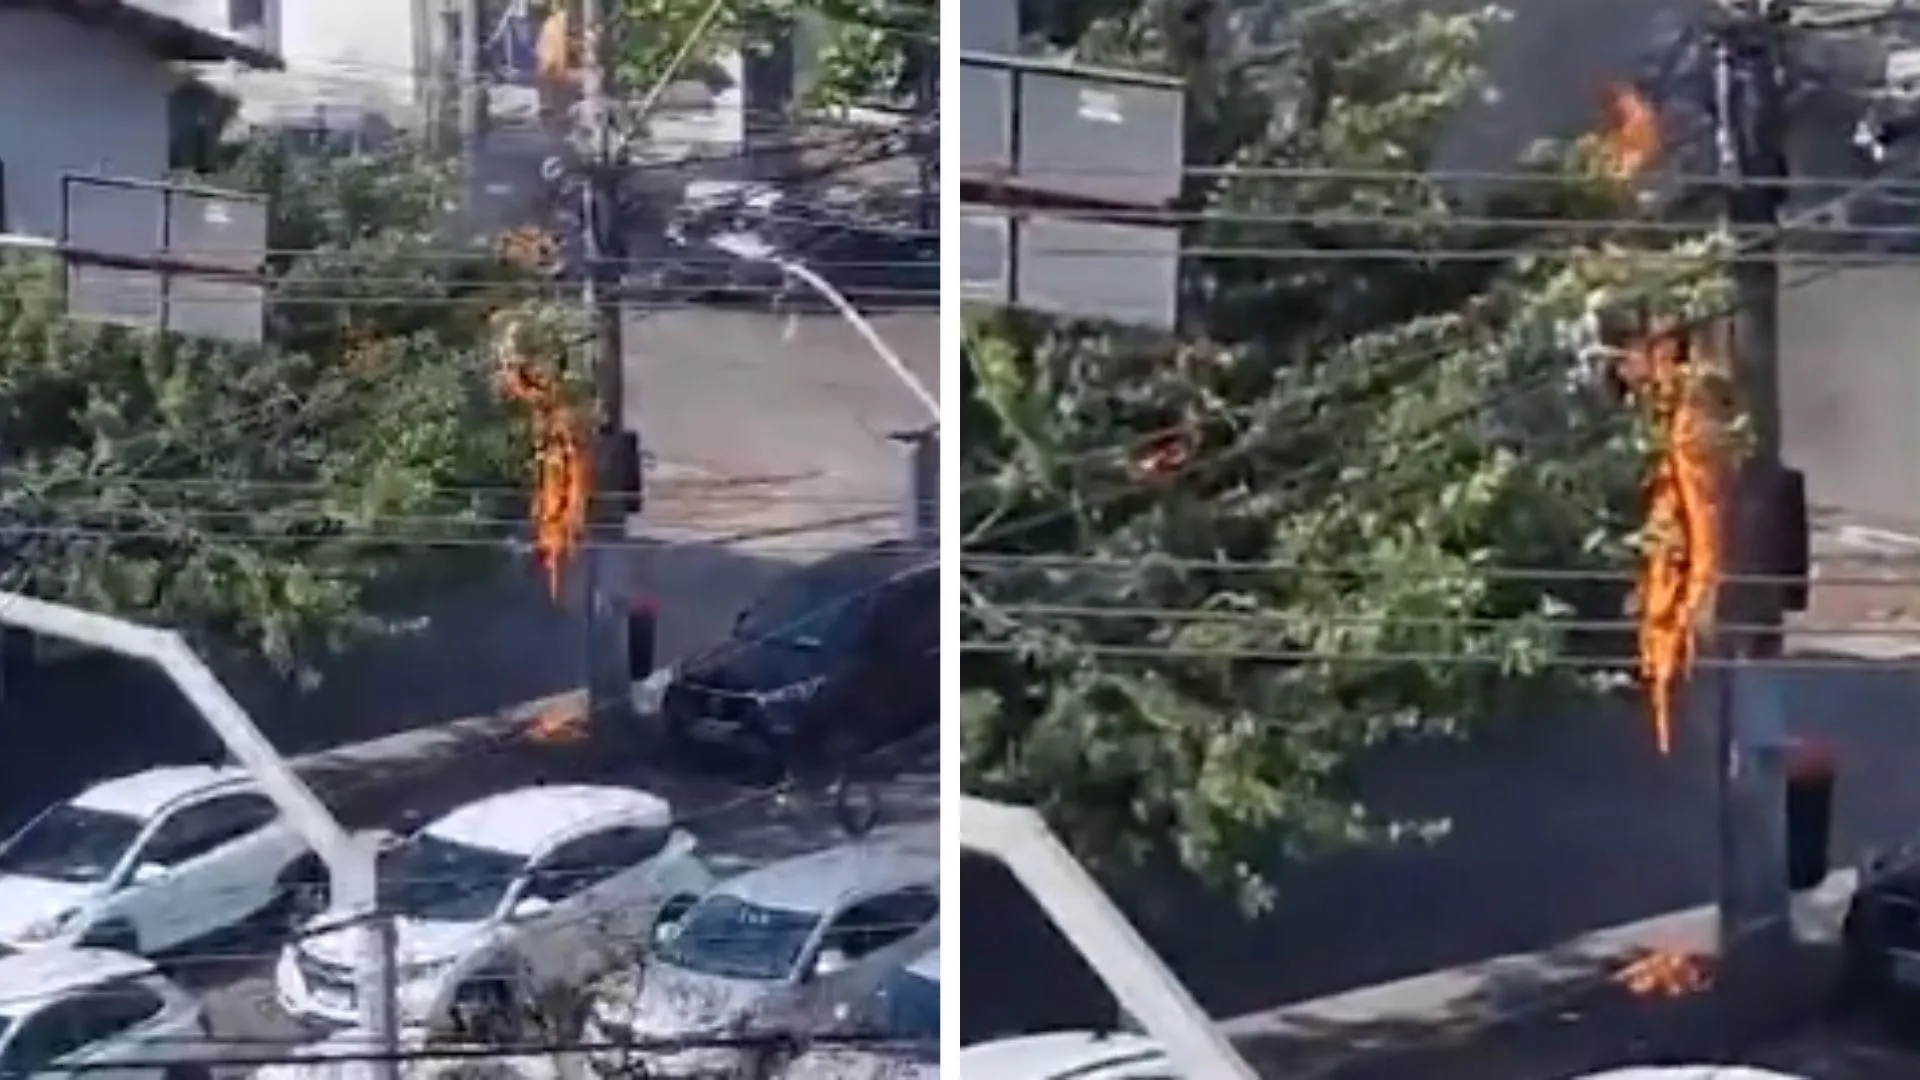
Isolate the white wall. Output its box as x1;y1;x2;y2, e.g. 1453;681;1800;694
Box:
0;9;174;240
143;0;426;131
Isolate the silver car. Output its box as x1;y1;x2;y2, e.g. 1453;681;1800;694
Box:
586;825;938;1077
781;944;940;1079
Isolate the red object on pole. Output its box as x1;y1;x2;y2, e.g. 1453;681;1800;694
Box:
626;595;657;679
1785;735;1836;891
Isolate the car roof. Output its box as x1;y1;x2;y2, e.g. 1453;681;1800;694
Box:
0;948;159;1012
424;784;674;857
956;1031;1169;1078
70;765;252;818
715;824;936;914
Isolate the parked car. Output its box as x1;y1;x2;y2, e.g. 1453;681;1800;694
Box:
0;765;319;954
275;784;713;1030
660;540;937;778
0;947;213;1080
956;1031;1173;1079
584;825;938;1078
779;944;940;1079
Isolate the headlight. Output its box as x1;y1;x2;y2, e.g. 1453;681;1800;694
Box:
399;957;455;982
759;675;824;706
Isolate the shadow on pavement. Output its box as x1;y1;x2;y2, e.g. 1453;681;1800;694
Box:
965;651;1920;1040
0;537;798;833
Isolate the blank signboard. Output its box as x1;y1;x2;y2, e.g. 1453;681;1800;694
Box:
1016;69;1183;206
962;0;1018;54
962;62;1013;176
1017;214;1179;330
167;189;269;271
62;178;165;260
960;208;1011;306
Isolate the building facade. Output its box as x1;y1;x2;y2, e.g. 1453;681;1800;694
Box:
0;1;276;240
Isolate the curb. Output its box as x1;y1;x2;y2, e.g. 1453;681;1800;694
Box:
1220;873;1858;1078
285;670;673;783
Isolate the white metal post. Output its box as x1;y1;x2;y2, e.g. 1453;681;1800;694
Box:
0;593;398;1080
961;796;1258;1079
707;234;940;423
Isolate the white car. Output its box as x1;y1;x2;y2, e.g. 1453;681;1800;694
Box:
0;947;213;1080
0;765;318;954
275;783;714;1030
957;1031;1174;1078
587;825;939;1078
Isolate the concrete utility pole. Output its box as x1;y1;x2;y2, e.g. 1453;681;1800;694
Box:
1709;0;1794;1041
459;0;487;152
577;0;636;725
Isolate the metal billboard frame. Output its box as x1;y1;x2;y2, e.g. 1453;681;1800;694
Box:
58;173;271;345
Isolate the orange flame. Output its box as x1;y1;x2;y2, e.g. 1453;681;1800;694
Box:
526;699;589;744
1627;329;1722;755
1598;83;1661;183
1616;948;1711;997
498;359;591;601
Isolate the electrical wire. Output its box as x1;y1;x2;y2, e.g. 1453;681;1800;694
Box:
0;1030;932;1075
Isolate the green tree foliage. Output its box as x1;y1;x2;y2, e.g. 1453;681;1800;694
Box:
960;0;1730;909
613;0;935;108
0;135;543;677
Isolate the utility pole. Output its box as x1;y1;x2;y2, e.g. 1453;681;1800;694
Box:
459;0;487;153
1710;0;1794;1045
577;0;637;724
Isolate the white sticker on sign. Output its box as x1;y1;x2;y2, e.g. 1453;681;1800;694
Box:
1078;89;1122;124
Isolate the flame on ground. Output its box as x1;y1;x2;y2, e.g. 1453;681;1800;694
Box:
1615;948;1711;997
526;700;589;744
1626;329;1722;755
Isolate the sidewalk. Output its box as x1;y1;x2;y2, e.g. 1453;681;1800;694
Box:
1219;874;1857;1079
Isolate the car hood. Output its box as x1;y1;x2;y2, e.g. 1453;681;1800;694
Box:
299;912;486;972
617;964;780;1037
677;638;826;698
0;875;96;940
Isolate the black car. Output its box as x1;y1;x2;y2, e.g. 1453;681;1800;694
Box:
660;542;937;779
1842;845;1920;1000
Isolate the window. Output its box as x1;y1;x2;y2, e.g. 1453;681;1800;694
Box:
139;792;273;868
0;981;160;1075
528;826;670;901
0;803;142;884
228;0;265;29
70;982;165;1046
820;886;937;960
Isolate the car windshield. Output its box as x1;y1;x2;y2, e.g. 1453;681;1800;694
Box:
734;554;901;651
659;895;819;982
0;803;143;883
875;967;939;1043
377;832;524;923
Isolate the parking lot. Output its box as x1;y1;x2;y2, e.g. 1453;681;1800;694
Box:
101;736;938;1075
